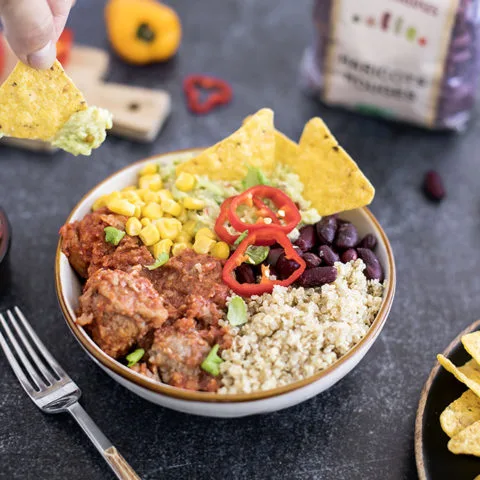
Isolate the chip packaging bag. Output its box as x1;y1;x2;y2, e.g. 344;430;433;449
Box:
302;0;480;130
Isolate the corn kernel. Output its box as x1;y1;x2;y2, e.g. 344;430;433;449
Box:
106;198;136;217
122;185;137;192
176;231;192;244
172;242;192;256
157;189;174;202
125;217;142;236
210;241;230;259
92;195;108;211
143;190;160;204
141;218;151;227
175;172;196;192
196;227;216;240
183;197;205;210
142;202;164;219
139;163;158;176
121;190;142;203
105;191;122;202
139;174;162;191
193;236;216;255
183;220;197;236
162;198;182;217
139;224;160;246
133;204;143;218
155;218;182;241
135;189;148;201
152;239;173;258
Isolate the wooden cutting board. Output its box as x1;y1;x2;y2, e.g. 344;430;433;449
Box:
0;41;171;152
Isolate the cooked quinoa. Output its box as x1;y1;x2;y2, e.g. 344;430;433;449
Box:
218;259;384;394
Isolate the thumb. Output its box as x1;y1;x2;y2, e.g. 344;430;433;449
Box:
0;0;57;69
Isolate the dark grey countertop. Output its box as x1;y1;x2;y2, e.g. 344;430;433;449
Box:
0;0;478;479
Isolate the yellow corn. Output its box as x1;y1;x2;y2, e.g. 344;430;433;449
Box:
152;239;173;258
141;218;151;227
196;227;216;240
143;190;160;204
133;204;143;219
135;189;148;201
193;235;216;255
155;218;182;241
172;242;192;256
142;202;163;219
183;197;205;210
162;198;182;217
182;220;197;236
139;224;160;246
176;231;192;244
175;172;196;192
210;241;230;259
139;174;162;191
122;185;137;192
92;195;108;211
121;190;142;203
139;163;158;175
157;189;174;202
106;198;136;217
125;217;142;236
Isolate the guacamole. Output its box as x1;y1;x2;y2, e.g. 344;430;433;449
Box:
52;107;113;156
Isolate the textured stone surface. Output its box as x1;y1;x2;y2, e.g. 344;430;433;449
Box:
0;0;478;479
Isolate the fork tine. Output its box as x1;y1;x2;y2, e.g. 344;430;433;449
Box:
7;310;56;385
0;314;43;394
14;307;67;379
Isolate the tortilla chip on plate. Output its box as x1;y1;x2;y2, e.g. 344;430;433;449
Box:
176;108;275;181
0;60;87;141
284;117;374;216
438;355;480;397
440;389;480;438
448;420;480;456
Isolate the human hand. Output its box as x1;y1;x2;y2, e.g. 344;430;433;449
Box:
0;0;75;69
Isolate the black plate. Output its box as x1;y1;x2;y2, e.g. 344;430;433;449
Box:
416;319;480;480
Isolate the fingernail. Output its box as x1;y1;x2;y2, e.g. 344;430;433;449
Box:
27;41;56;69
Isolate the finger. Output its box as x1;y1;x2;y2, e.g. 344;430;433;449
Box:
47;0;75;40
0;0;56;69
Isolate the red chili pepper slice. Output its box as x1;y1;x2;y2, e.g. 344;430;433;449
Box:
214;197;241;244
222;228;306;297
228;185;301;235
183;74;233;115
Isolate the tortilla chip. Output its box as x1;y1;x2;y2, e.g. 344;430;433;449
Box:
462;333;480;364
274;130;300;164
280;117;375;216
448;420;480;456
440;389;480;438
176;108;275;181
438;355;480;397
0;60;87;141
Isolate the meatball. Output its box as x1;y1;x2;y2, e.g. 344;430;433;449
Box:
77;268;168;358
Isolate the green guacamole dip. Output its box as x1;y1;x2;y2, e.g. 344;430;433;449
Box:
52;107;113;156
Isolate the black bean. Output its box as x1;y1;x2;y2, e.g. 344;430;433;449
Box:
236;264;255;284
294;225;317;252
357;248;384;282
358;234;377;251
315;215;337;245
335;222;359;249
303;252;322;269
297;266;337;288
423;170;446;202
341;248;358;263
276;253;301;280
318;245;339;266
266;248;284;267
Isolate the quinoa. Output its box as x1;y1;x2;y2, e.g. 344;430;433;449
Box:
218;259;384;394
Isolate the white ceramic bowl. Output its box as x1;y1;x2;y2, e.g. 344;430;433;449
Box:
55;149;396;417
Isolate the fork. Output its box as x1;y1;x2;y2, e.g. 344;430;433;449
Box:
0;307;141;480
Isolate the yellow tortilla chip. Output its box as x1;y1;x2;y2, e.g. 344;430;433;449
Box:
448;420;480;456
274;130;300;164
176;108;275;181
463;332;480;364
280;117;375;216
440;389;480;438
0;60;87;141
438;355;480;397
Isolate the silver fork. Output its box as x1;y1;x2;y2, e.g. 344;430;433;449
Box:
0;307;141;480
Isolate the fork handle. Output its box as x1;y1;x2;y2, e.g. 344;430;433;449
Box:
67;402;141;480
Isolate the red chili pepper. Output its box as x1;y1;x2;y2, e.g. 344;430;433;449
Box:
56;28;74;67
222;228;306;297
183;74;233;115
215;197;241;244
228;186;301;235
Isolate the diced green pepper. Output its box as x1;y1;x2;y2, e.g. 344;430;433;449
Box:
126;348;145;367
245;245;269;265
104;226;125;246
146;252;169;271
227;296;248;327
200;345;223;376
